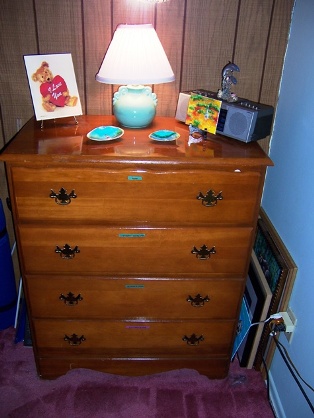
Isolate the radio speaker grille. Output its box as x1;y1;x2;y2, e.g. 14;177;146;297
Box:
228;113;248;135
223;108;253;141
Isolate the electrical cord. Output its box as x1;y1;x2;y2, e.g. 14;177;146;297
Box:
239;315;275;342
261;356;270;401
238;314;314;414
239;318;273;412
273;337;314;393
250;316;273;328
234;316;273;359
271;334;314;414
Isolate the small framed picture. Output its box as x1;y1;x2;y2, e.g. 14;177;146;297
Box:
24;53;82;121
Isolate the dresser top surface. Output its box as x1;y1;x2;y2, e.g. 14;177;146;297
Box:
0;115;273;167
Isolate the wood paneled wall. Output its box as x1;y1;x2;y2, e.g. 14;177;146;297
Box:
0;0;294;248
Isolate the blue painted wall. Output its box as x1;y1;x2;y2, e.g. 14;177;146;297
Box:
262;0;314;416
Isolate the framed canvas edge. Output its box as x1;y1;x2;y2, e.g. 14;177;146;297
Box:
237;250;272;368
246;251;272;368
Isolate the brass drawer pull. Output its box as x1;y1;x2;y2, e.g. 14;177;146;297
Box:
187;293;210;307
55;244;80;259
64;333;86;346
59;292;83;306
191;244;216;260
197;190;223;207
182;333;204;346
50;187;77;205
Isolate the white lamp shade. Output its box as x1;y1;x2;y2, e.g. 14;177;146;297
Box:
96;24;175;85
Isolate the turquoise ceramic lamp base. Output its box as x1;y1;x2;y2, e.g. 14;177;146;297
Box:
113;85;157;128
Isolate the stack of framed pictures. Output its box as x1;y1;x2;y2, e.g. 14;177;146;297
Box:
237;209;297;371
237;250;272;368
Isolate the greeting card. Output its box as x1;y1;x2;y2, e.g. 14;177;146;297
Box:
24;53;82;121
186;94;221;134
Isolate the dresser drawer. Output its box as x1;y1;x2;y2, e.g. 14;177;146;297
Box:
19;225;253;276
37;357;230;379
33;319;235;357
11;167;261;225
26;276;243;320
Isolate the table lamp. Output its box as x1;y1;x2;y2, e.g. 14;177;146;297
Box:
96;24;175;128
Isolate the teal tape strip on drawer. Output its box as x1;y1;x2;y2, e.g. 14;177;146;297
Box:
125;285;145;289
119;234;146;238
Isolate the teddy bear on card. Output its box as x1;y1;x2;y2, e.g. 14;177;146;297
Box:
32;61;78;112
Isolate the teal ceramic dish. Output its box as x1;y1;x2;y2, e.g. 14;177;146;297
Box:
87;126;124;141
149;130;179;142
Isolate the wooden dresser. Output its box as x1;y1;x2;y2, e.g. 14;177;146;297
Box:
0;115;272;379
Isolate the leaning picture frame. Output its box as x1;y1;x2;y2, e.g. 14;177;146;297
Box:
237;250;272;368
232;297;251;361
253;208;297;372
24;53;82;121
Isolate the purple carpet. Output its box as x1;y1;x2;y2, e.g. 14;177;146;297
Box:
0;327;274;418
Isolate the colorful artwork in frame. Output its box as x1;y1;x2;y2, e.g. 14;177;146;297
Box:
24;53;82;121
185;94;222;134
254;225;284;293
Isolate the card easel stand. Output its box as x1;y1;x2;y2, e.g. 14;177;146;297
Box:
40;116;79;129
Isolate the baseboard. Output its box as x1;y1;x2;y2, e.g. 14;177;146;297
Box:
269;371;286;418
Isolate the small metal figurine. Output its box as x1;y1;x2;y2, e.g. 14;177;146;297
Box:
217;62;240;102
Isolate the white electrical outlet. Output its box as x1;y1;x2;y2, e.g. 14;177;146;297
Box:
284;307;297;343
